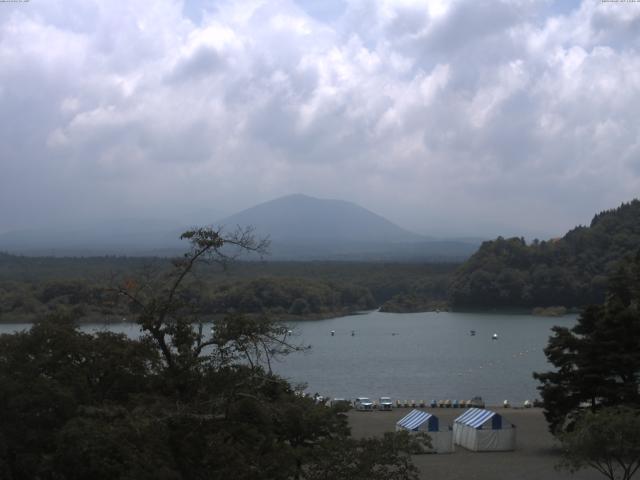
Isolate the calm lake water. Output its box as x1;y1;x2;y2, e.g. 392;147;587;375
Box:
275;310;576;405
0;311;576;405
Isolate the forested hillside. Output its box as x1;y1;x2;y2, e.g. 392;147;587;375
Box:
0;255;457;322
449;200;640;309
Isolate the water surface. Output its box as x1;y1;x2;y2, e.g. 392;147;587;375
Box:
273;311;575;405
0;311;575;405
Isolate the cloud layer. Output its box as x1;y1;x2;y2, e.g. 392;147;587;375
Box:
1;0;639;237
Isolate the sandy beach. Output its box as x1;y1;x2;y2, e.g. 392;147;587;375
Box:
347;407;602;480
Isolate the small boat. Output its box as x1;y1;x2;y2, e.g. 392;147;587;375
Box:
470;330;476;336
330;330;335;336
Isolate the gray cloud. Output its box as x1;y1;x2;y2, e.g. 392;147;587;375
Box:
0;0;639;239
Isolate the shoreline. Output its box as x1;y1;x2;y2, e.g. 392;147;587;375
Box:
0;307;377;326
0;306;581;325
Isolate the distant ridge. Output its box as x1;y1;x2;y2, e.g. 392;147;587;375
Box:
0;195;480;261
218;194;424;244
216;194;478;261
0;219;186;256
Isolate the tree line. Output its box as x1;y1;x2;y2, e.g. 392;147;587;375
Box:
449;200;640;309
0;255;457;322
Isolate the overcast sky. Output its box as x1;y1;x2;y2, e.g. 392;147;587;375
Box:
1;0;639;238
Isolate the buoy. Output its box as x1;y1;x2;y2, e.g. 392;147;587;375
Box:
492;333;498;340
330;330;335;336
503;400;510;408
351;330;355;336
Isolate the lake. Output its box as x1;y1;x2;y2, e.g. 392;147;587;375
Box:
275;310;576;405
0;311;575;406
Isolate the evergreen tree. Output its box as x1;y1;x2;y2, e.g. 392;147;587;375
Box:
534;252;640;433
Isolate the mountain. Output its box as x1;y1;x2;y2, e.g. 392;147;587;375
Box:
215;194;478;261
218;194;423;243
0;195;480;260
448;199;640;309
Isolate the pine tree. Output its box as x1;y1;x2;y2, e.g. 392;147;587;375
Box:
534;252;640;434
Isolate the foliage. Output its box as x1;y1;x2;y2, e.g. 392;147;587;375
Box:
558;406;640;480
0;316;160;478
0;227;420;479
533;252;640;434
304;431;421;480
450;199;640;308
0;254;458;323
531;306;567;317
205;276;376;317
379;293;448;313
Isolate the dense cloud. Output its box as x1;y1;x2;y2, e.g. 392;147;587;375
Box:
1;0;639;238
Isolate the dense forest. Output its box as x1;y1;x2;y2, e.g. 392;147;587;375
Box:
449;200;640;309
0;254;456;322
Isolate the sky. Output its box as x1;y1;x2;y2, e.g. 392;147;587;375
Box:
1;0;639;239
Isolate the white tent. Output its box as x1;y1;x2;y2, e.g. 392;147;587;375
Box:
395;409;453;453
453;408;515;452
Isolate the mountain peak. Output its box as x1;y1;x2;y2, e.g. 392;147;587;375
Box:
219;194;422;244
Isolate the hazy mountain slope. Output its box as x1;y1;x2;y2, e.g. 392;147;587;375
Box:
0;219;186;256
215;194;479;260
0;195;480;260
217;194;425;243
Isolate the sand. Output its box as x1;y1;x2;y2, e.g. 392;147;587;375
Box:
347;407;602;480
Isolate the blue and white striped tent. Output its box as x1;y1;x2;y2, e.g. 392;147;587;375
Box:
453;408;515;451
396;409;453;453
397;409;439;431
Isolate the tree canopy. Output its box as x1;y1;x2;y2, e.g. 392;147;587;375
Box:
0;227;421;480
533;251;640;434
558;406;640;480
449;199;640;309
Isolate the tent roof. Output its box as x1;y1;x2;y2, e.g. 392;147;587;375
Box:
454;408;499;428
397;409;433;430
